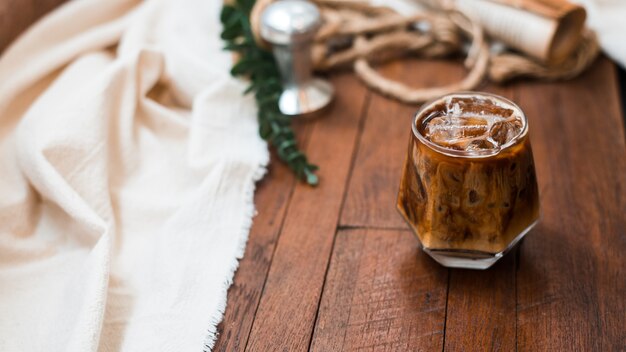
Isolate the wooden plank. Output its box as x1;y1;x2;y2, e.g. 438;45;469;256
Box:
444;254;517;351
244;72;369;351
442;85;517;352
340;59;466;229
0;0;69;53
310;228;448;352
340;59;519;350
213;124;312;351
515;58;626;351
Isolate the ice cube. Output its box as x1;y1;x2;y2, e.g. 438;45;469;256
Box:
466;139;497;151
489;118;523;146
425;115;490;150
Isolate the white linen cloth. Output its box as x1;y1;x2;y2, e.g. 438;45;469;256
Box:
0;0;268;351
572;0;626;68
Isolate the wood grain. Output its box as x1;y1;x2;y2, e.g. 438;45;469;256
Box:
444;254;517;352
340;59;466;229
0;0;69;53
311;228;448;352
442;85;517;352
244;73;369;352
213;125;313;351
515;58;626;351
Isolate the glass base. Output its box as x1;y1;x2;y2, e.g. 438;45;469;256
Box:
420;219;539;270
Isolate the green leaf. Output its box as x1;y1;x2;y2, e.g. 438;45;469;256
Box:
221;25;242;40
223;11;245;30
220;0;319;186
230;59;257;75
270;121;283;136
220;5;236;23
243;82;256;94
231;59;276;76
255;79;282;94
304;168;319;186
223;41;250;52
259;122;272;140
258;94;281;108
285;151;304;162
239;0;256;15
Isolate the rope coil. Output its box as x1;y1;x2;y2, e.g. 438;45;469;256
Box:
251;0;600;104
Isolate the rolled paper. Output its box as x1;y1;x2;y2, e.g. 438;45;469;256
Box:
427;0;587;64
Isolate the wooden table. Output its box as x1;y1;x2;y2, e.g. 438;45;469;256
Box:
214;58;626;351
2;4;624;351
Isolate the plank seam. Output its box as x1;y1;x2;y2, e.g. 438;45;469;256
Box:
307;91;372;352
441;269;451;352
241;127;314;352
337;224;408;231
515;246;520;352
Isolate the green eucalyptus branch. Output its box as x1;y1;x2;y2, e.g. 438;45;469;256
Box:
220;0;319;186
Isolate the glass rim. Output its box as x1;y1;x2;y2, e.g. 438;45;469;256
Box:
412;91;529;158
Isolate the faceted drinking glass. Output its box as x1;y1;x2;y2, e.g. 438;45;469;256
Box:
397;92;540;269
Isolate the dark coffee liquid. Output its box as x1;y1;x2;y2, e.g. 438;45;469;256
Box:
398;95;539;254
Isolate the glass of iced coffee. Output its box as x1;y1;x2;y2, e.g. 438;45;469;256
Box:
397;92;539;269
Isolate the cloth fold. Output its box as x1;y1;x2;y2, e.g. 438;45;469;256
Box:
0;0;268;351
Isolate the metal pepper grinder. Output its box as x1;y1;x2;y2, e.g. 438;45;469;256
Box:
260;0;334;116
